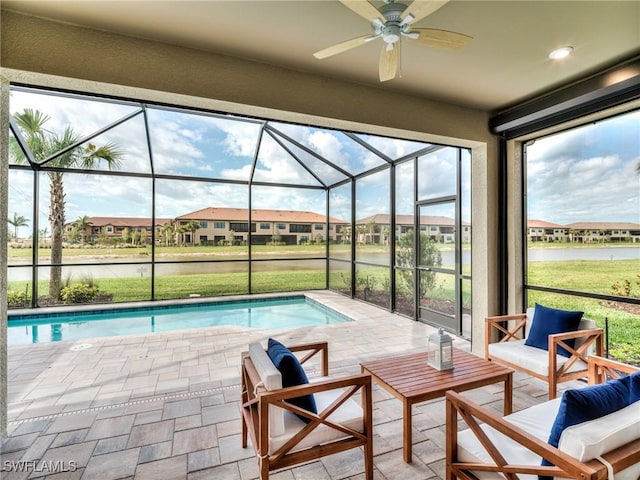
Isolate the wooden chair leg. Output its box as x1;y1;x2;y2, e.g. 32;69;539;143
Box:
241;416;248;448
260;459;270;480
364;445;373;480
363;380;374;480
548;369;557;400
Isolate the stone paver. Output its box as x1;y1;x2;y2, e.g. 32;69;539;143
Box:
83;447;141;479
2;291;564;480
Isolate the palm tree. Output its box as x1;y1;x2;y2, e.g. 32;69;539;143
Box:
339;225;351;244
7;212;29;241
356;225;367;245
74;215;92;244
161;220;177;246
381;225;390;246
366;220;377;245
176;224;189;246
184;220;201;246
9;109;123;300
227;229;236;246
39;226;50;246
121;227;131;244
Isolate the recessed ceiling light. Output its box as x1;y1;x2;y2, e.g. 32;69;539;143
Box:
549;46;574;60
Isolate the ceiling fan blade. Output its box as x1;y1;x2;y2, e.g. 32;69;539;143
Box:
410;28;473;50
401;0;449;25
379;43;399;82
339;0;384;23
313;34;377;59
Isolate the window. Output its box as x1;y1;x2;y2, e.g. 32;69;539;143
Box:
260;223;270;229
213;221;225;229
199;221;208;228
314;224;324;230
289;224;311;233
525;109;640;363
277;223;286;230
230;222;248;232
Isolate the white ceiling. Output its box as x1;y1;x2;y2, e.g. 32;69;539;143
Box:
3;0;640;112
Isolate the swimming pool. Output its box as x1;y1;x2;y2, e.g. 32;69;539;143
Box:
7;296;352;345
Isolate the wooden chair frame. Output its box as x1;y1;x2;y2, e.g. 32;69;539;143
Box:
241;341;373;480
446;355;640;480
485;313;604;399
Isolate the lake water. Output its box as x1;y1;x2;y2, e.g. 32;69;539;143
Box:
527;246;639;261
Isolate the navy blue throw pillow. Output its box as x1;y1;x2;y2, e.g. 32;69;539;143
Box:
524;304;583;357
267;338;317;422
540;376;631;478
628;371;640;403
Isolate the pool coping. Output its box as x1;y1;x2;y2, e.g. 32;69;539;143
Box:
7;290;324;320
6;290;356;346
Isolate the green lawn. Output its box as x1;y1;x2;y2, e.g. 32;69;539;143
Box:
527;259;640;364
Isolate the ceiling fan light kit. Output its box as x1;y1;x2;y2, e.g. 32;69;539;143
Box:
313;0;472;82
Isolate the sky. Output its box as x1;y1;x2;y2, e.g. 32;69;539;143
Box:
526;109;640;225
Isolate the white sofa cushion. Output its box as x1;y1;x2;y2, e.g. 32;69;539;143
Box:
248;342;285;437
488;340;587;376
559;399;640;457
457;398;560;480
457;397;640;480
269;388;363;454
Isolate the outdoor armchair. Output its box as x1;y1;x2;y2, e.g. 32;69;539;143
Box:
485;305;604;399
240;340;373;480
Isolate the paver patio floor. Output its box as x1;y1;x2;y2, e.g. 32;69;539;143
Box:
2;291;570;479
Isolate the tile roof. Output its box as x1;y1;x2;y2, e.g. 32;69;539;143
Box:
527;219;566;228
80;217;171;227
564;221;640;230
176;207;346;224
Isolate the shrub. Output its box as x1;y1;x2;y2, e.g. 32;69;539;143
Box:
60;283;100;304
7;290;27;308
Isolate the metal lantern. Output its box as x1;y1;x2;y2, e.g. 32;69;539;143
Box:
427;327;454;371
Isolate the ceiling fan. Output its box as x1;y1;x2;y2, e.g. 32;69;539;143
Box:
313;0;472;82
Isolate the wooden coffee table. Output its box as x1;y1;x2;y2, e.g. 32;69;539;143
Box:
361;348;513;463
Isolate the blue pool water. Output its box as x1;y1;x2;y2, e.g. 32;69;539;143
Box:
7;296;351;345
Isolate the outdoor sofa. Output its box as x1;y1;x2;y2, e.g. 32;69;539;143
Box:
446;354;640;480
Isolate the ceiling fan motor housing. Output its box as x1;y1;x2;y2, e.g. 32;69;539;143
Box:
376;2;410;44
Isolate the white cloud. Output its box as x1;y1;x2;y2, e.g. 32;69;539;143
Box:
252;186;325;214
528;150;639;223
205;117;261;158
148;116;207;173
